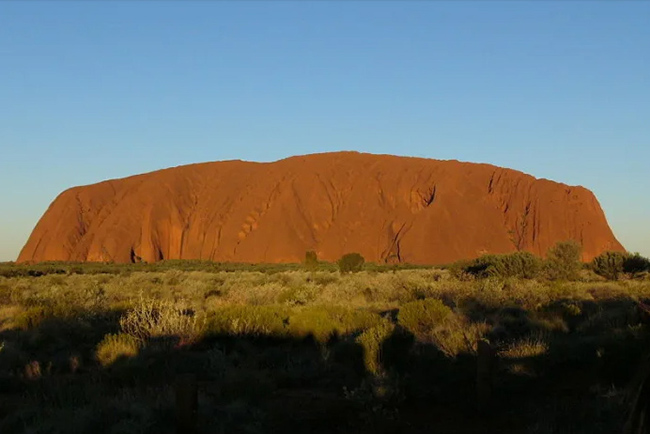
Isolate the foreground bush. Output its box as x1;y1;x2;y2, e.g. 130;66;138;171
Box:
397;298;488;357
459;251;543;279
592;251;628;280
357;320;395;376
338;253;365;273
398;299;452;337
205;305;382;342
545;240;583;280
96;333;141;366
119;298;203;344
206;305;291;337
624;253;650;276
13;306;52;330
289;306;382;342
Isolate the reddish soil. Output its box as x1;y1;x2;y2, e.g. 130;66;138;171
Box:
18;152;624;264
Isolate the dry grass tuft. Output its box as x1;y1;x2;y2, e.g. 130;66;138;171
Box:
499;334;549;359
119;298;204;344
357;320;395;376
96;333;141;366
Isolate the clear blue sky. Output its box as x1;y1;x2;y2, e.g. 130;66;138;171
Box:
1;1;648;261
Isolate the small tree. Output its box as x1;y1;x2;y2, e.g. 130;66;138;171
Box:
338;253;365;274
304;250;318;270
591;251;628;280
545;240;582;280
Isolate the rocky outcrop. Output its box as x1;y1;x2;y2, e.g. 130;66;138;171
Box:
18;152;624;264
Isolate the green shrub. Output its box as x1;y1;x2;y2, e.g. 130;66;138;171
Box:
397;299;452;339
204;305;382;342
95;333;141;366
591;251;628;280
356;320;395;376
397;298;486;357
624;253;650;276
13;306;51;330
447;259;475;280
205;305;291;337
461;252;542;279
545;240;583;280
288;306;382;342
338;253;365;274
277;285;319;306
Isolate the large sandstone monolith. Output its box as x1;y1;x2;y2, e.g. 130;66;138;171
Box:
18;152;624;264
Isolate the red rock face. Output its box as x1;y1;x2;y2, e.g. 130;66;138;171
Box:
18;152;624;264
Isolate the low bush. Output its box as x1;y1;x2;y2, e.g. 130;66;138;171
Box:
356;320;395;376
624;253;650;276
460;251;543;279
204;304;382;342
277;284;319;306
592;251;629;280
338;253;365;274
95;333;141;366
397;298;488;357
288;306;382;342
205;305;291;337
13;306;51;330
397;299;452;338
119;298;203;344
498;333;549;359
447;259;475;280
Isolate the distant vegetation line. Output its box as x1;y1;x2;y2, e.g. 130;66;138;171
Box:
0;259;432;278
3;241;649;281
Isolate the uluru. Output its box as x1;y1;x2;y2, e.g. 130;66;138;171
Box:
18;152;624;264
